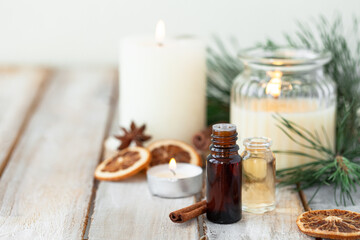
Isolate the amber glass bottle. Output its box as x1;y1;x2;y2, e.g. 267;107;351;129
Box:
206;123;242;224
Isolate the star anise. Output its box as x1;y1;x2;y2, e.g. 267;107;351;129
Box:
115;121;152;150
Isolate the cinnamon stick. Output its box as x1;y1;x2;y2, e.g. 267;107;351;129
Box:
169;200;207;223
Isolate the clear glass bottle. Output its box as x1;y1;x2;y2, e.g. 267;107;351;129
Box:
241;137;275;214
206;123;242;224
230;48;336;170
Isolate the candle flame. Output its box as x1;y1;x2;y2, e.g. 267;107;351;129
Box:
272;61;284;66
155;20;166;46
266;71;283;98
169;158;176;171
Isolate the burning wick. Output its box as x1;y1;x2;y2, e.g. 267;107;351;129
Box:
169;158;177;176
155;20;166;46
266;70;283;98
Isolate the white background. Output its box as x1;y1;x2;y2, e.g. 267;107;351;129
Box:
0;0;359;66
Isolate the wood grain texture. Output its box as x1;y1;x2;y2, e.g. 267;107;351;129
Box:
0;69;116;240
203;187;312;240
88;108;199;240
304;185;360;212
88;175;199;240
0;68;48;176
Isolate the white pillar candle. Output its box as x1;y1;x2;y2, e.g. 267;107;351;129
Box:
119;21;206;143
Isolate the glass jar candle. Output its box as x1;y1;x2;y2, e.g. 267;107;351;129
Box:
241;137;275;213
231;48;336;169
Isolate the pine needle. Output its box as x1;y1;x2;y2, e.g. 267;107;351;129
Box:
206;36;243;124
275;107;360;205
271;15;360;205
206;15;360;205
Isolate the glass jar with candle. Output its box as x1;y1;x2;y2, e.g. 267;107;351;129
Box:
241;137;275;213
231;48;336;170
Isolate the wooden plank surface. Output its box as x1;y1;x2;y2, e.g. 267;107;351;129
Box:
0;68;48;176
88;175;199;240
0;69;116;239
304;185;360;212
203;187;311;240
88;111;199;240
89;109;310;239
2;67;352;240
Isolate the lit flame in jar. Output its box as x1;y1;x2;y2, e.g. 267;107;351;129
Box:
155;20;166;46
266;71;283;98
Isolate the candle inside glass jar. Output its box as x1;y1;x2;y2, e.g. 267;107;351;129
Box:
230;48;336;170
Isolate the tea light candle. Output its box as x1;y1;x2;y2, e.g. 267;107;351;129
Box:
147;158;203;198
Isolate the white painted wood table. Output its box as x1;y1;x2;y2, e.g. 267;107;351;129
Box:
0;68;358;240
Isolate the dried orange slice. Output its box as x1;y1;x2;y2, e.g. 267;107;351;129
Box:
95;146;151;181
147;139;201;167
297;209;360;240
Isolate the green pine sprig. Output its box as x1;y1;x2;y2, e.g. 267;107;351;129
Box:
206;36;243;124
205;15;360;205
274;113;360;206
270;15;360;205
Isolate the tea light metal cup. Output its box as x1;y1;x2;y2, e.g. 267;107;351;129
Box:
147;162;203;198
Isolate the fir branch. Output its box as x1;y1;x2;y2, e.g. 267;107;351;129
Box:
276;15;360;153
205;15;360;204
272;15;360;205
275;108;360;206
206;36;243;124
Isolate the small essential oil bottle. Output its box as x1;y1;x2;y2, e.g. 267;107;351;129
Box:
241;137;276;214
206;123;242;224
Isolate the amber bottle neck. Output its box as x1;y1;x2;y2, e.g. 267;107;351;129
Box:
210;128;239;158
